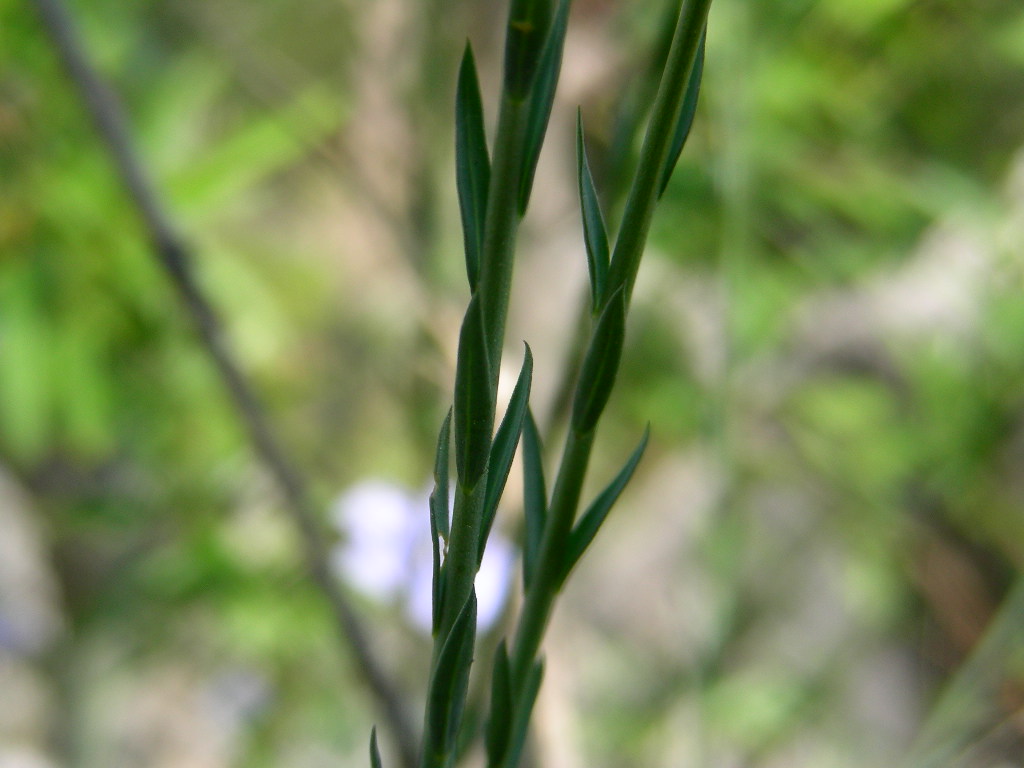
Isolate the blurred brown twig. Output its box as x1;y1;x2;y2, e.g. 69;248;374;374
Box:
29;0;418;764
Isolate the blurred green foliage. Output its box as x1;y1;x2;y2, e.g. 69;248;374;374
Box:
2;0;1023;765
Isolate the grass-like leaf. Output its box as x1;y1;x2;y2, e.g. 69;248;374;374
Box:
501;660;545;768
516;0;571;214
430;497;447;636
576;110;610;311
521;408;547;589
427;590;479;759
485;641;513;766
571;288;626;434
657;28;705;198
369;726;383;768
480;344;533;565
430;408;452;542
561;426;649;583
456;44;490;290
454;295;495;489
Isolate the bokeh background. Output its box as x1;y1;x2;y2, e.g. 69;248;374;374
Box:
2;0;1024;766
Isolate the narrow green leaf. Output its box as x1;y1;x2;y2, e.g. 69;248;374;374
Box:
504;0;555;101
431;408;452;542
502;660;545;768
456;44;490;290
516;0;571;214
657;29;705;198
427;591;479;757
485;641;513;766
480;344;534;565
521;408;547;590
576;111;610;311
430;502;446;636
369;726;383;768
562;427;649;583
571;288;626;434
454;295;495;489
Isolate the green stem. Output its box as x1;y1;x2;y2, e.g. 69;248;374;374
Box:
509;427;594;684
478;93;530;386
605;0;712;309
504;0;713;726
421;71;534;768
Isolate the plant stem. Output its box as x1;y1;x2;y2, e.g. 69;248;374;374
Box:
509;427;595;683
605;0;713;309
506;0;713;714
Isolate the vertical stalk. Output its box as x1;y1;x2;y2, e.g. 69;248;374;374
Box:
606;0;713;309
507;0;713;706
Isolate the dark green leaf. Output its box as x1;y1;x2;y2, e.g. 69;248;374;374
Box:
369;727;383;768
576;111;610;311
485;641;513;766
502;660;544;768
503;0;555;100
430;500;446;635
456;44;490;290
516;0;570;214
454;295;495;489
562;427;649;583
571;288;626;434
427;591;479;757
521;408;547;589
480;344;534;565
430;408;452;542
657;29;705;198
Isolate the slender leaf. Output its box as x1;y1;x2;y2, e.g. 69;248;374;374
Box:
485;641;513;766
369;727;383;768
480;344;534;565
657;29;705;197
571;288;626;434
576;111;610;310
502;660;545;768
517;0;571;214
456;44;490;290
454;295;495;489
521;408;547;589
431;408;452;542
427;591;479;757
430;499;446;635
562;427;650;583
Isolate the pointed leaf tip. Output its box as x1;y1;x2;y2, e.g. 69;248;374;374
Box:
454;296;494;489
577;111;610;311
562;426;649;583
480;344;534;564
369;726;383;768
456;43;490;290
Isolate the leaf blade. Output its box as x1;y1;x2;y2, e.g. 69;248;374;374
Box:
576;110;610;310
571;288;627;434
456;44;491;290
516;0;571;214
562;427;650;583
480;344;534;565
369;726;383;768
521;407;547;589
657;28;705;198
426;591;479;758
454;295;495;489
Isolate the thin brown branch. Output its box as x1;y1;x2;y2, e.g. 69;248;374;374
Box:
30;0;417;764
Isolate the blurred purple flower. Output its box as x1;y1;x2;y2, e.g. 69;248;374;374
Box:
330;480;514;633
